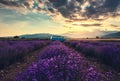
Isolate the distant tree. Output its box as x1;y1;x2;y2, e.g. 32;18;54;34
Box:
96;36;99;39
101;37;103;39
14;36;19;39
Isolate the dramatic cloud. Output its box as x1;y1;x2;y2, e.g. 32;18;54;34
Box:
83;0;120;18
0;0;120;31
47;0;120;19
0;0;119;20
0;0;120;38
0;0;20;7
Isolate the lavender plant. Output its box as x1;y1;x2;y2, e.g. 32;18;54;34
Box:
66;40;120;70
0;40;49;69
15;41;107;81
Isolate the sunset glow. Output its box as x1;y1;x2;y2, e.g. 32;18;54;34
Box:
0;0;120;38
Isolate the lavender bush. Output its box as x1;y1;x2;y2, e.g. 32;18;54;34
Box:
15;41;107;81
0;40;49;69
66;40;120;70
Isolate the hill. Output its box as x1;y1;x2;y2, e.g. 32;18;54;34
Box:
20;33;65;39
103;32;120;38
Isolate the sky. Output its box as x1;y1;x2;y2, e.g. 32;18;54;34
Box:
0;0;120;38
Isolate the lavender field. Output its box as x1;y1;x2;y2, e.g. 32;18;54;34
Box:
0;0;120;81
0;40;120;81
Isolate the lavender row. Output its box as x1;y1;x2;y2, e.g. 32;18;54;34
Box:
65;40;120;48
15;41;109;81
0;40;49;69
65;40;120;70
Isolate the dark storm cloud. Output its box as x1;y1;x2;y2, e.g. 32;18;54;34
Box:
37;0;80;18
45;0;120;19
0;0;120;19
49;0;67;7
103;0;120;12
0;0;21;7
84;0;120;18
76;0;83;3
